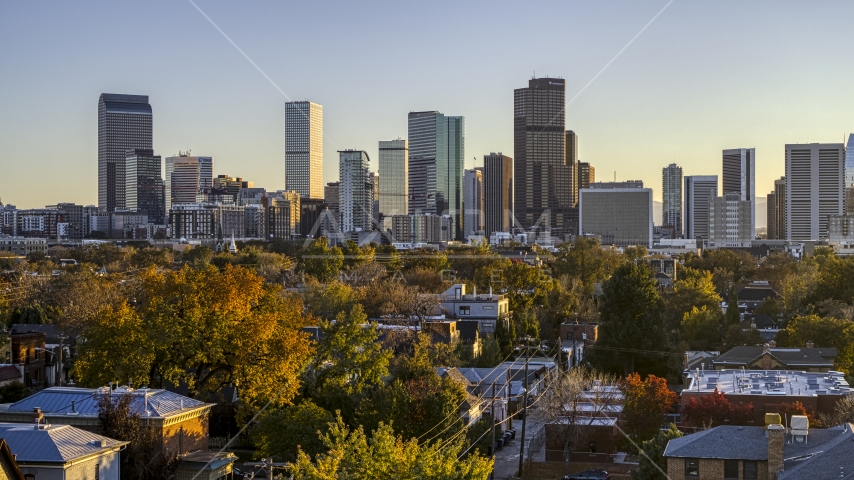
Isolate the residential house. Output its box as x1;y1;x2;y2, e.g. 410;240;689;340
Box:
0;386;213;454
436;368;484;428
664;416;854;480
724;280;779;316
712;344;836;372
437;284;510;334
0;422;127;480
0;439;24;480
9;329;45;390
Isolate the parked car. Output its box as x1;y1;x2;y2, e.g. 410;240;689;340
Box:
563;469;610;480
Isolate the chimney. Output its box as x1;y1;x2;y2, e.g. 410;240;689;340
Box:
31;408;43;425
767;424;785;480
769;340;777;348
806;341;814;348
762;343;771;354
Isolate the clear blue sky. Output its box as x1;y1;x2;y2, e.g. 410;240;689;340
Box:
2;1;854;228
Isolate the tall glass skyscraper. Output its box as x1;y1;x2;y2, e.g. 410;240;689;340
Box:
513;78;576;234
125;149;165;224
662;163;683;237
684;175;718;240
407;111;464;239
338;150;372;233
98;94;152;213
484;152;513;236
378;139;408;219
285;101;323;199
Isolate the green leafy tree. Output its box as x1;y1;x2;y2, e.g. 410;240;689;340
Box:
252;400;335;462
724;285;741;326
592;262;667;377
682;306;723;351
303;280;357;321
722;324;763;350
663;267;721;339
631;424;682;480
306;304;392;423
301;238;344;283
778;315;854;374
551;237;621;293
291;416;492;480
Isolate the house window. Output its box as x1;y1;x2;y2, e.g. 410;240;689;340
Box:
724;459;738;480
482;305;493;310
459;306;470;315
743;461;758;480
95;463;100;480
684;458;699;478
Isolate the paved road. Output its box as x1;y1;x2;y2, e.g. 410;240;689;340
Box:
491;410;547;479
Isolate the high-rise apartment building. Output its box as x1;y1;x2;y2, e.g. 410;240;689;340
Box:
98;94;152;213
407;111;464;239
786;143;844;241
513;78;576;234
324;182;340;215
165;153;213;210
463;168;484;237
339;150;372;233
578;162;595;191
484;152;513;236
579;181;652;247
662;163;683;237
846;134;854;215
722;148;756;237
684;176;718;240
125;149;165;224
285;101;323;199
378;139;408;219
708;193;753;247
565;131;579;206
213;175;254;204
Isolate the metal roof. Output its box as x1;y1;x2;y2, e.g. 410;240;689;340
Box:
0;423;127;464
7;387;210;419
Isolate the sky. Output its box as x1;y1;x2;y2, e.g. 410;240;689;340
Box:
2;1;854;228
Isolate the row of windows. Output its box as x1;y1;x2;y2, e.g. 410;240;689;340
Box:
684;458;757;479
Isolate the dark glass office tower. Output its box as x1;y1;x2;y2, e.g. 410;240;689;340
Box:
98;94;153;212
125;149;165;224
513;78;576;235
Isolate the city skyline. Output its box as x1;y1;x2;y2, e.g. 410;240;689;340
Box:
4;2;854;228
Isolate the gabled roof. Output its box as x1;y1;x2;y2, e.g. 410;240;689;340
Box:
713;346;837;368
0;423;127;464
6;386;211;420
0;366;21;383
0;439;24;480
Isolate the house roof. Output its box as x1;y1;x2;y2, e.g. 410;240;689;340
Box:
0;423;128;464
0;367;21;383
713;346;837;368
665;424;854;480
0;439;24;480
9;325;64;343
5;386;211;420
727;284;779;302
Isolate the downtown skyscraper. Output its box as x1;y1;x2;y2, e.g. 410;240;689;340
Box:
484;152;513;236
463;168;484;236
786;143;844;241
846;134;854;215
125;149;165;224
662;163;683;237
407;111;464;239
285;101;323;199
378;139;408;220
165;153;213;211
722;148;756;237
684;175;718;240
513;78;576;234
98;94;152;213
339;150;373;233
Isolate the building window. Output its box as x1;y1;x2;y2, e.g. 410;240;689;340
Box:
684;458;699;478
459;306;470;315
724;459;738;480
743;461;758;480
95;463;100;480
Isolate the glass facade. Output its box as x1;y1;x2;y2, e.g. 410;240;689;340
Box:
846;134;854;215
98;94;152;213
285;101;323;199
125;149;165;224
662;163;683;236
378;139;408;218
165;154;213;211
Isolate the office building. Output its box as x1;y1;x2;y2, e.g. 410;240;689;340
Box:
566;130;579;206
708;193;753;248
213;175;253;205
369;171;380;224
98;94;153;212
483;152;513;236
847;135;854;215
767;191;778;240
773;177;786;240
684;176;718;240
513;78;576;234
662;163;683;237
324;182;340;214
165;153;213;210
463;168;484;236
266;191;300;240
169;203;245;240
407;111;464;239
390;214;452;244
578;162;595;191
339;150;372;233
579;181;652;247
722;148;756;236
300;197;332;239
125;149;165;225
285;101;323;199
786;143;844;241
378;139;408;219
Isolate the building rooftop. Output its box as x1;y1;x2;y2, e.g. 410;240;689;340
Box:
684;370;850;397
0;423;127;464
713;347;837;369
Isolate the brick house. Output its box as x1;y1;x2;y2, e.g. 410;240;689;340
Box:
664;419;854;480
9;330;46;390
712;344;836;373
0;386;213;454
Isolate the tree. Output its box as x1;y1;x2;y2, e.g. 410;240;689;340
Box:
252;400;335;462
303;280;357;321
306;304;392;424
540;368;621;474
621;373;677;443
290;416;493;480
683;389;754;428
0;381;28;403
818;394;854;427
681;307;723;351
75;265;313;420
301;238;344;283
98;393;180;479
631;424;682;480
778;315;854;374
592;262;668;377
623;245;648;262
552;237;622;293
722;324;763;350
724;285;741;326
663;267;722;336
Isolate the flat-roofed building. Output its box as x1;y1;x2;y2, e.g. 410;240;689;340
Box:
579;181;652;247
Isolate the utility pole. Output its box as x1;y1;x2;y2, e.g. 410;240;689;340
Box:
489;382;496;480
518;336;530;477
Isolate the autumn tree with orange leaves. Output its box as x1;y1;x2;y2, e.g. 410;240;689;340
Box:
74;264;313;421
621;373;677;443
